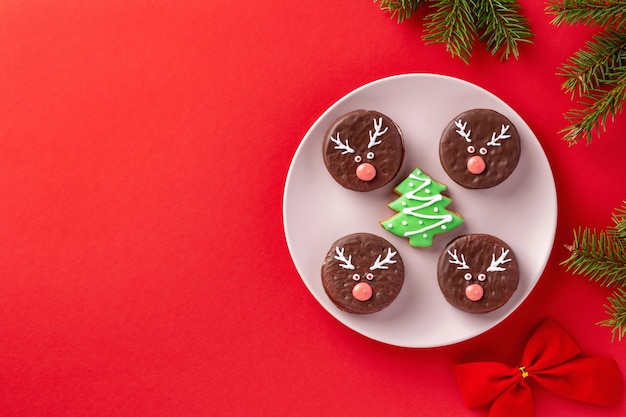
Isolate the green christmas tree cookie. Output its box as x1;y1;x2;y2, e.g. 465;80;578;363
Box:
381;168;463;247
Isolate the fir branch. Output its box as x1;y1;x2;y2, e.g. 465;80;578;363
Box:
546;0;626;31
475;0;534;61
610;202;626;240
563;202;626;340
600;287;626;341
560;66;626;145
375;0;533;63
557;29;626;98
423;0;477;64
562;227;626;287
374;0;422;22
548;2;626;144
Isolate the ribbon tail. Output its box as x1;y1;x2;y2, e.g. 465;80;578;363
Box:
533;357;623;406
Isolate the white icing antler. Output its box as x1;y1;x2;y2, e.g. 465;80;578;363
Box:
487;248;512;272
330;132;355;155
334;247;355;270
368;117;388;148
369;248;397;270
486;124;511;147
447;249;470;270
455;120;472;142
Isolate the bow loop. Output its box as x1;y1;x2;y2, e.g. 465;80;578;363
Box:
531;357;623;406
455;362;521;408
454;319;622;417
521;318;581;373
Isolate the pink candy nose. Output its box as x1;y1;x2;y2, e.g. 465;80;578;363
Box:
356;163;376;181
352;282;373;301
465;283;484;301
467;155;486;175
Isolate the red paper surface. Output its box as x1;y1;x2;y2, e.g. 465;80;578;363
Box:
0;1;624;416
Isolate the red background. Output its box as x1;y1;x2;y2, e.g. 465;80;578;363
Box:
1;1;625;416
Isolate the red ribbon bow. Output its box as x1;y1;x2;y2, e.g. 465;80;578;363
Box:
454;319;622;417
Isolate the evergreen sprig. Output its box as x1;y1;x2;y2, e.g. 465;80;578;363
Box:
558;29;626;98
547;1;626;145
562;63;626;145
374;0;533;63
563;228;626;287
604;288;626;342
376;0;422;22
611;204;626;240
547;0;626;30
475;0;534;60
423;0;477;64
562;201;626;341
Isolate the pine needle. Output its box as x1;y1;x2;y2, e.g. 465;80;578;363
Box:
609;201;626;240
557;29;626;98
475;0;534;61
563;202;626;340
560;66;626;145
548;1;626;144
600;287;626;341
562;228;626;287
546;0;626;30
373;0;423;22
374;0;533;63
423;0;477;64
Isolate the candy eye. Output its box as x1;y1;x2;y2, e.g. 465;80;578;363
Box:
478;273;486;282
352;273;361;281
464;273;472;281
354;155;362;163
366;152;375;160
479;147;488;155
365;272;374;281
467;146;475;154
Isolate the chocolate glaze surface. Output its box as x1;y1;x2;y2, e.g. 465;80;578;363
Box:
437;234;519;314
439;109;520;189
321;233;404;314
323;110;404;192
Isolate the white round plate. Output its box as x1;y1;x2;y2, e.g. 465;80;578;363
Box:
283;74;557;348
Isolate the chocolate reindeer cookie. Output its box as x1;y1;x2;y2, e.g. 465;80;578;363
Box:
321;233;404;314
439;109;520;189
323;110;404;192
437;234;519;313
